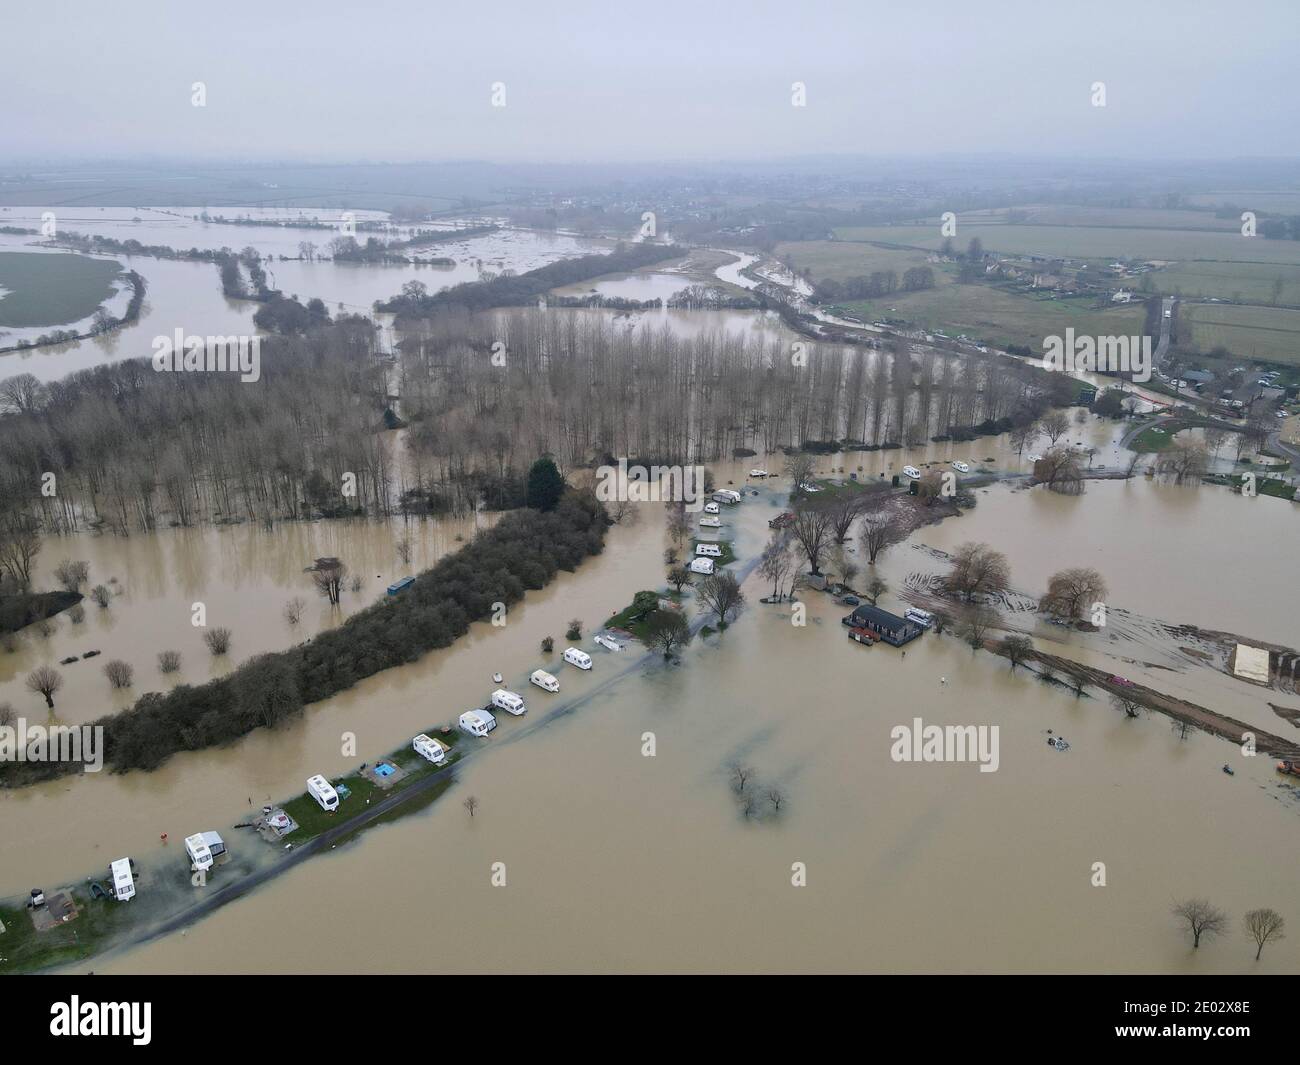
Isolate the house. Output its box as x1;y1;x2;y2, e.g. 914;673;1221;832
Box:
841;604;923;647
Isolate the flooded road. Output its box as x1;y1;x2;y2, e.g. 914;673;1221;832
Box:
3;476;1297;973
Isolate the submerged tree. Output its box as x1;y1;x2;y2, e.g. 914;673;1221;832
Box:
644;609;693;660
25;665;63;709
1243;908;1285;961
1172;898;1228;949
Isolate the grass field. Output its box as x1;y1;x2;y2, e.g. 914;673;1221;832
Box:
775;240;943;285
833;283;1146;353
0;251;122;328
831;224;1300;266
1181;303;1300;364
1147;262;1300;304
915;205;1242;231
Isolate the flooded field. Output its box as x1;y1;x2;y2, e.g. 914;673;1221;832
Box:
3;476;1297;974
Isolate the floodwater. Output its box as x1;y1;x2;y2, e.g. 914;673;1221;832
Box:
3;476;1297;973
0;213;608;382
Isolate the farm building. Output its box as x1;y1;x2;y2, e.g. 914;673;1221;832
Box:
841;604;923;647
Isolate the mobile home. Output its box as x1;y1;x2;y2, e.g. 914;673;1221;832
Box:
699;515;722;528
491;689;526;715
109;858;136;902
458;709;497;737
902;465;922;480
412;733;449;765
689;557;715;575
712;490;742;505
307;774;340;812
695;543;723;557
530;669;560;692
703;502;720;515
563;647;593;670
904;607;935;629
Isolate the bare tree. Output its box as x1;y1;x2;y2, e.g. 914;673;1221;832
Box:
203;627;233;655
1040;568;1108;623
1155;439;1209;485
1001;634;1033;668
26;665;63;709
789;501;835;576
311;560;348;605
0;520;41;591
758;533;794;600
767;788;784;813
53;559;90;593
963;604;996;650
68;604;85;624
103;660;134;689
783;453;817;499
158;649;182;673
1009;420;1039;457
859;512;903;565
283;597;306;625
90;584;111;608
1034;449;1084;494
463;796;479;818
729;763;754;793
645;609;693;660
1172;898;1228;949
944;542;1010;601
1040;410;1071;446
394;534;412;565
1243;908;1285;961
667;565;692;594
697;571;745;628
1111;691;1143;718
865;575;888;605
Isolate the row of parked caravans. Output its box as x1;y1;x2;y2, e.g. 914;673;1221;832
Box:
458;647;595;737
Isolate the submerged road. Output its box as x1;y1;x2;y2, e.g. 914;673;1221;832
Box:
75;533;772;971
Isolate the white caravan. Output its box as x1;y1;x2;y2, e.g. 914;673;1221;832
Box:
458;709;497;737
530;669;560;693
412;733;449;765
109;858;136;902
307;774;340;812
491;689;527;716
563;647;593;670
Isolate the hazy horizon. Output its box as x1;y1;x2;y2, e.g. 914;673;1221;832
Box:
4;0;1297;164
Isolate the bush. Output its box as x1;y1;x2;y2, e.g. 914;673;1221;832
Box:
566;618;582;640
104;660;135;689
541;636;554;653
158;650;182;674
203;627;233;655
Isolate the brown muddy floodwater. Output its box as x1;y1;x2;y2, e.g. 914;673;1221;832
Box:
3;470;1297;974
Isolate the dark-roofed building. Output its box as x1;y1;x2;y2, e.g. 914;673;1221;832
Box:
841;604;923;647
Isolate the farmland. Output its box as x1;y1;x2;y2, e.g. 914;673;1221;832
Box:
1181;302;1300;364
0;251;122;328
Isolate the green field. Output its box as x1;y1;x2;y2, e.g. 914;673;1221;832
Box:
1181;303;1300;364
1147;262;1300;304
0;251;122;328
831;224;1300;266
833;283;1146;353
915;205;1241;231
775;240;943;285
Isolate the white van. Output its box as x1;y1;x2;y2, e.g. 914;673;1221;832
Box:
695;543;723;557
491;689;526;715
412;733;449;764
689;557;715;575
904;608;935;629
530;669;560;692
459;709;497;737
563;647;592;670
307;774;340;812
110;858;136;902
703;502;720;515
699;515;722;528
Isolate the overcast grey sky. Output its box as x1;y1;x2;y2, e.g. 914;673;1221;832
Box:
3;0;1296;163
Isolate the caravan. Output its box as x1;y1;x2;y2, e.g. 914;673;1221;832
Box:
184;831;226;873
904;607;935;629
699;515;722;528
307;774;340;812
459;709;497;737
109;858;136;902
491;689;527;716
529;669;560;693
689;557;715;575
712;490;742;505
412;733;449;765
562;647;592;670
695;543;723;557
